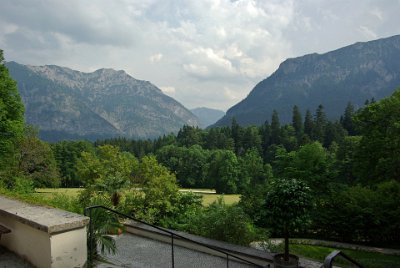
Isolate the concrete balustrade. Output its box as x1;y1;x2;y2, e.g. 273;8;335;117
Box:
0;195;89;268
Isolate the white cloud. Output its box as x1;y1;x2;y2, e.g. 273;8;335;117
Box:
149;53;163;63
160;86;176;95
0;0;399;111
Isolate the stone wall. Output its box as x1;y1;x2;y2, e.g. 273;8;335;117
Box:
0;196;89;268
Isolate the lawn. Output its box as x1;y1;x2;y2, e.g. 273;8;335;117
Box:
35;188;241;206
289;244;400;268
199;193;241;206
35;188;82;198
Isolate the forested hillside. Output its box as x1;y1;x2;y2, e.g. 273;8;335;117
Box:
50;92;400;245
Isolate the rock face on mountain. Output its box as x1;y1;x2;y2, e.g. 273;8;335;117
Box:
190;107;225;128
214;35;400;127
6;62;199;141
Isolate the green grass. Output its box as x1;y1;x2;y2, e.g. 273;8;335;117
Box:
289;244;400;268
35;188;241;207
199;193;241;206
35;188;82;197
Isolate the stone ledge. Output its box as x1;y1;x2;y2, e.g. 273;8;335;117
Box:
0;195;89;234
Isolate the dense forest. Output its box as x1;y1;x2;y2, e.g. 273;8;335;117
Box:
1;49;399;247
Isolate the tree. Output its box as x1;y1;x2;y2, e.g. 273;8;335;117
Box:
353;89;400;183
0;49;25;180
205;127;234;151
231;118;243;155
313;104;326;142
265;178;313;263
292;105;303;139
303;109;313;138
238;148;268;192
241;126;262;154
341;102;355;135
127;155;180;223
52;140;94;187
17;126;60;187
176;125;203;147
207;150;239;194
77;145;138;206
270;110;281;145
274;142;334;195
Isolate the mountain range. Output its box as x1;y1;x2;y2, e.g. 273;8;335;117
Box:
6;62;199;141
190;107;225;128
214;34;400;127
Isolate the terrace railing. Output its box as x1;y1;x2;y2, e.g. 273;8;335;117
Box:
84;205;267;268
322;250;364;268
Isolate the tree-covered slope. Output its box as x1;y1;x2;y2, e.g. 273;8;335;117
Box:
214;34;400;126
6;62;199;141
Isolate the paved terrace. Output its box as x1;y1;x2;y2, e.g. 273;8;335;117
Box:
96;222;326;268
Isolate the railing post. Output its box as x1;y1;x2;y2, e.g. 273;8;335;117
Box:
226;253;229;268
171;233;175;268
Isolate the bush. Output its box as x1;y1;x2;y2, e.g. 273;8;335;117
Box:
12;177;34;194
185;198;267;246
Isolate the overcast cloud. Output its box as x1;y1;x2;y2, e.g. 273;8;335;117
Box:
1;0;399;111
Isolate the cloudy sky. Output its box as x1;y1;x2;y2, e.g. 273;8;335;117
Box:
1;0;399;111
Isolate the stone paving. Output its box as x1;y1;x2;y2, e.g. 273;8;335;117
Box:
0;246;34;268
98;234;260;268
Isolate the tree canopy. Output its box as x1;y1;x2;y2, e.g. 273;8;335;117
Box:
0;49;25;177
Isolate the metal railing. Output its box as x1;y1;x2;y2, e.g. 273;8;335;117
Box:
84;205;267;268
322;250;364;268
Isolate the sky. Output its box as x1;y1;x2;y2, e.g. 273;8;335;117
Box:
1;0;399;111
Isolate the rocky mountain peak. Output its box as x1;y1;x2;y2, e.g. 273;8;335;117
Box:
7;62;199;141
214;34;400;127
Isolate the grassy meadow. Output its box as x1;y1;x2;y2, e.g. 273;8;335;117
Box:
35;188;241;206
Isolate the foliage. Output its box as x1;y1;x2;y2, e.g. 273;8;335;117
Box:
185;198;267;246
265;178;314;260
0;49;25;180
51;140;94;187
156;144;209;188
353;89;400;183
77;145;138;206
123;155;181;224
12;177;34;194
17;126;60;187
273;142;334;195
207;150;239;194
86;195;121;260
313;181;400;243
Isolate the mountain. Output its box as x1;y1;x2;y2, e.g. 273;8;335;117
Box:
190;107;225;128
6;62;199;141
214;35;400;127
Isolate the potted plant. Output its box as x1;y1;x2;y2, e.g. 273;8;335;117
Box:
264;178;313;268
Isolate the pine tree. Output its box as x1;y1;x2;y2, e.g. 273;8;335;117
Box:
304;109;313;137
270;110;281;145
313;105;326;143
341;102;355;135
292;105;303;138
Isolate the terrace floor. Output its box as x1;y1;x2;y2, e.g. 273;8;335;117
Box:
97;233;257;268
0;246;34;268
